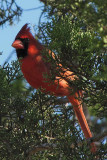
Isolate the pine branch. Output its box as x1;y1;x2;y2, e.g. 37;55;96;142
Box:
26;129;107;157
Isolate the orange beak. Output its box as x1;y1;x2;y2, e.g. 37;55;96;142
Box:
12;39;24;49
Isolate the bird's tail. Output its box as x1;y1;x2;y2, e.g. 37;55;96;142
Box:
68;95;96;153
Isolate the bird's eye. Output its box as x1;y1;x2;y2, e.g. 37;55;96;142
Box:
24;38;29;42
22;38;29;44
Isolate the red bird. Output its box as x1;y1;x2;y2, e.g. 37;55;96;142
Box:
12;24;96;153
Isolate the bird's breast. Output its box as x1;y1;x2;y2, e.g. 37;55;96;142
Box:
20;55;71;96
20;55;47;89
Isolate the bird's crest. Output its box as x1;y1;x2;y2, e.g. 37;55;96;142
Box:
16;23;33;39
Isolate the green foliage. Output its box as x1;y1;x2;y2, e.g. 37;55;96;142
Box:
40;13;106;118
1;62;106;159
0;0;107;159
0;63;86;159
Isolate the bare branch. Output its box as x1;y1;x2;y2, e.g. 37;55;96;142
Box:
23;6;44;11
54;97;69;105
90;129;107;142
26;143;56;157
26;129;107;159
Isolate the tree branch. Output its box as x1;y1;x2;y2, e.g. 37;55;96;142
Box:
90;129;107;143
26;129;107;159
26;143;56;158
23;6;44;11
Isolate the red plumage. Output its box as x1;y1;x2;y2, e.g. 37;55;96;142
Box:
12;24;96;153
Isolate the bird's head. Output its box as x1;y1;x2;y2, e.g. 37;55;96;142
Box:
12;24;43;58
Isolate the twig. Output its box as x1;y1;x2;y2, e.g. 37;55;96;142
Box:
90;129;107;143
26;143;56;158
41;135;56;140
3;50;15;67
54;97;69;105
26;129;107;159
23;6;44;11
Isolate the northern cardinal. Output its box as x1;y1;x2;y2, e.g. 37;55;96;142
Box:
12;24;96;153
